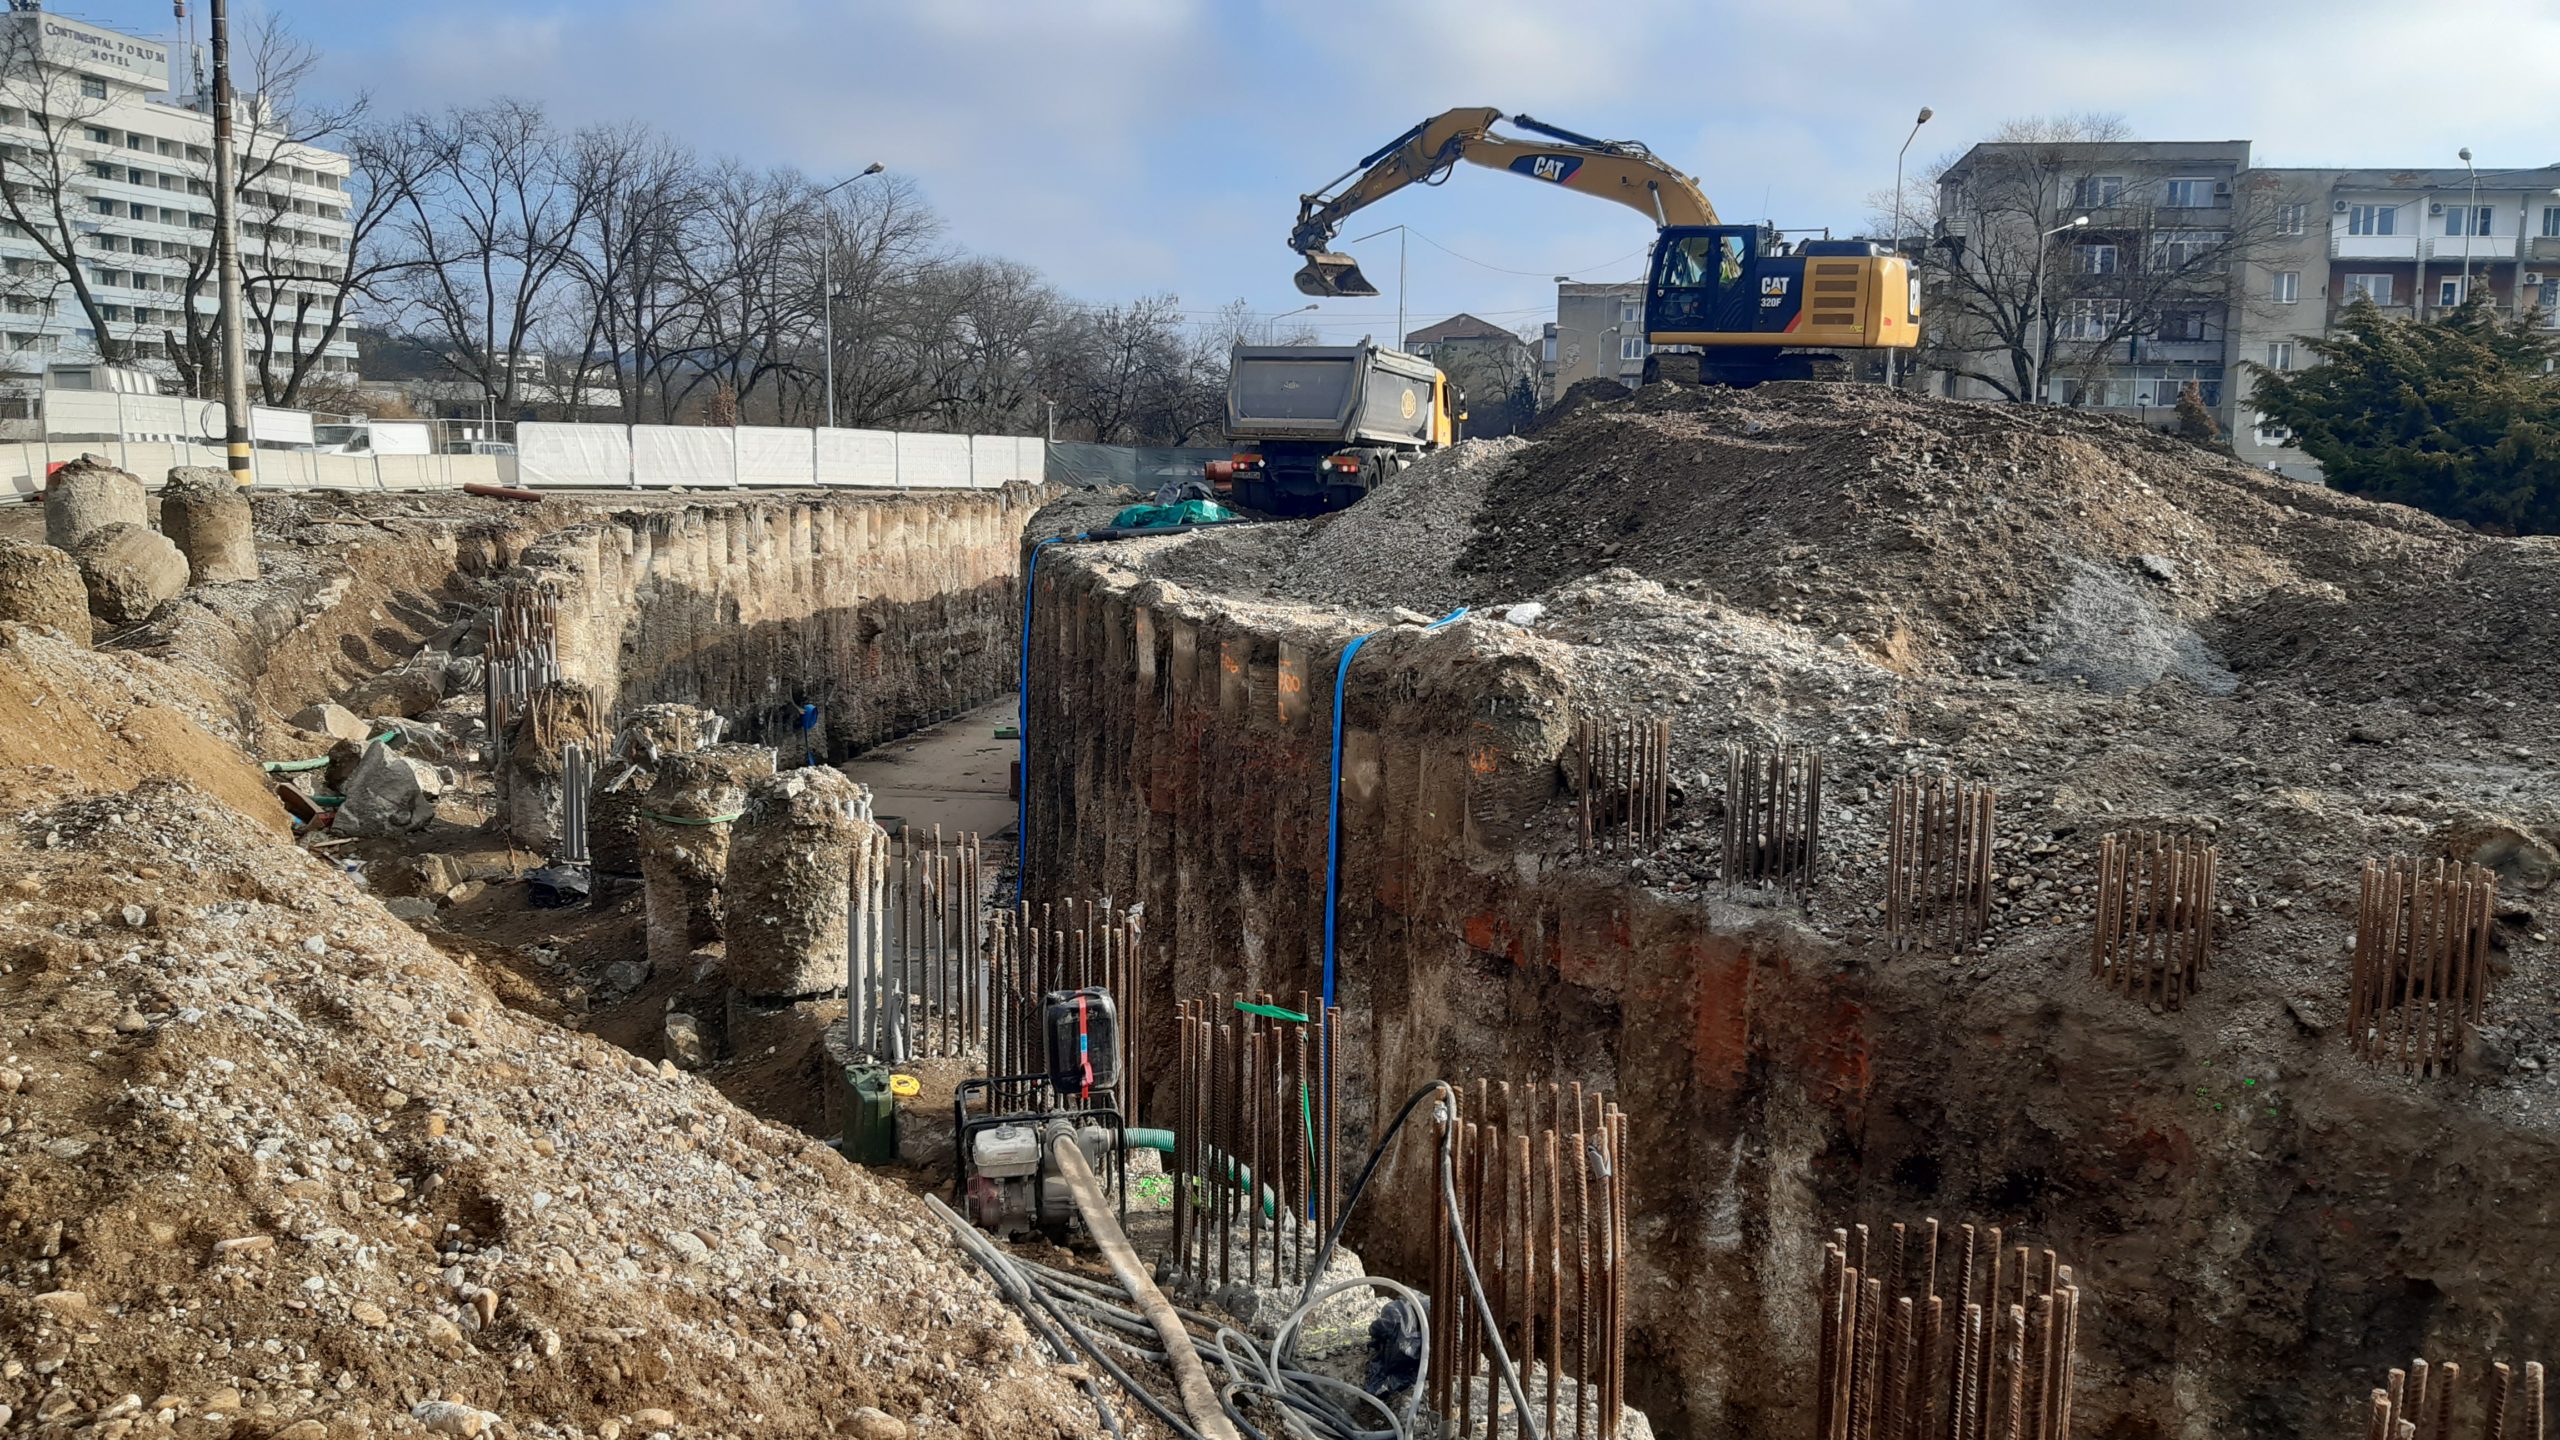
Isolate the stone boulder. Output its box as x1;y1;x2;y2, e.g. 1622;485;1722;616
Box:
43;456;145;550
288;702;371;745
159;466;258;583
69;522;188;624
0;540;90;646
334;740;444;837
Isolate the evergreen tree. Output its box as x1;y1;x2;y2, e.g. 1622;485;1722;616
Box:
2247;293;2560;534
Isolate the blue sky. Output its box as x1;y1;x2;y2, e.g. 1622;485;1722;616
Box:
73;0;2560;344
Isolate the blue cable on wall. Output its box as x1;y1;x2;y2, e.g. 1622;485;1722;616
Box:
1016;534;1084;902
1321;606;1467;1009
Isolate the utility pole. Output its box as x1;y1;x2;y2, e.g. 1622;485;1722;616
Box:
210;0;250;483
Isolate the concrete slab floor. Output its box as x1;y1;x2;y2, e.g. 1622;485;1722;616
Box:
841;695;1019;844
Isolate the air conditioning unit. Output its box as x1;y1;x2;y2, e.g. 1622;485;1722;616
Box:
2528;272;2546;286
2213;180;2232;197
2429;201;2445;216
2332;199;2350;213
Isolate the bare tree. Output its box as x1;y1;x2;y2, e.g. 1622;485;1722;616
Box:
382;99;595;414
154;17;400;406
555;121;702;420
1925;115;2296;405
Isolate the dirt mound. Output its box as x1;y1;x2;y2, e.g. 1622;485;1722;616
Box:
1530;375;1636;432
0;638;1103;1439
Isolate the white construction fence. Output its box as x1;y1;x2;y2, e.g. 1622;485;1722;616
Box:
1;387;1047;498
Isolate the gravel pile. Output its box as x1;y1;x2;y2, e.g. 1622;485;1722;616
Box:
0;630;1113;1439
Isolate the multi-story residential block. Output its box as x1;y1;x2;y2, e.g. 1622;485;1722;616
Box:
0;5;357;385
1929;136;2560;481
1545;280;1648;403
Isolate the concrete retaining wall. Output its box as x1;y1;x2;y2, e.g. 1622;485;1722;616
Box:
524;487;1038;760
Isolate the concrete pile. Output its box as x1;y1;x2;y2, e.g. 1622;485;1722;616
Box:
158;465;258;582
500;680;606;850
42;455;146;549
591;703;721;875
727;766;870;1000
69;522;189;624
0;538;90;645
639;742;774;975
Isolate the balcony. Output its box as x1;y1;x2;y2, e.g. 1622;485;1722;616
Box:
2329;233;2429;261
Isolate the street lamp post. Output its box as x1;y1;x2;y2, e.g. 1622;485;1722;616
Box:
1348;224;1411;345
2029;215;2090;405
1264;303;1317;343
2458;147;2479;303
1887;105;1933;389
816;162;886;430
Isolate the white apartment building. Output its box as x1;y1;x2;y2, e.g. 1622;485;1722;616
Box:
0;5;357;380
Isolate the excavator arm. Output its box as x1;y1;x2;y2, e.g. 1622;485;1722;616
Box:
1291;108;1721;296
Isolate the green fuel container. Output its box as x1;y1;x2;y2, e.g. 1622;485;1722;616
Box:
843;1065;896;1164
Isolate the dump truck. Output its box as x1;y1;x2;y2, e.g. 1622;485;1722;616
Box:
1204;342;1458;516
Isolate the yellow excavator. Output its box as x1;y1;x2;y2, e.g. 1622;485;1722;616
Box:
1291;107;1918;386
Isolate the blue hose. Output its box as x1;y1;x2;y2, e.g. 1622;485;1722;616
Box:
1017;534;1085;902
1320;607;1466;1009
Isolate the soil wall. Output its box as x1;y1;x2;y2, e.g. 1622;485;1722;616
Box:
1026;544;2560;1440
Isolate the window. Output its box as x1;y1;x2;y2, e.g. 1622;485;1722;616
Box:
2252;413;2294;447
2347;204;2398;237
2074;243;2119;274
2155;308;2209;342
2538;278;2559;323
85;161;113;180
2057;298;2126;341
2438;277;2465;306
1618;336;1647;361
2162;178;2217;208
2275;203;2307;235
2542;206;2560;238
79;77;106;100
2266;342;2295;371
2071;175;2124;208
2149;230;2230;270
1618;300;1640;324
2444;205;2493;237
87;197;113;215
2272;270;2300;304
84;126;109;144
2342;273;2395;306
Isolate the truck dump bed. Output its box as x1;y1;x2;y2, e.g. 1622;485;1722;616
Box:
1225;344;1438;449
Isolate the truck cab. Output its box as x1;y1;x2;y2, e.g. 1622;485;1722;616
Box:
1207;343;1457;515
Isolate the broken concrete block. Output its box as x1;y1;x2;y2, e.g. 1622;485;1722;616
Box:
370;852;464;900
69;522;188;624
334;740;444;837
288;702;371;745
726;767;867;999
663;1012;711;1069
0;539;90;646
591;703;721;876
159;466;258;582
43;456;145;551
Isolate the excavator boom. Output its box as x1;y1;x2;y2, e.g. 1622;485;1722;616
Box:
1291;107;1718;296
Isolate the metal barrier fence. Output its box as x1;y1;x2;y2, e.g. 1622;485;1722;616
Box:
3;386;1051;497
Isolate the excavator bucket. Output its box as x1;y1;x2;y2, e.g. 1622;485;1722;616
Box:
1293;252;1381;298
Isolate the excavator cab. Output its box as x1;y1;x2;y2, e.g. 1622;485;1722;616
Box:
1293;251;1380;298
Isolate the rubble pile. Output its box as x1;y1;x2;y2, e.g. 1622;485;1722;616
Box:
1093;381;2560;1091
0;704;1106;1439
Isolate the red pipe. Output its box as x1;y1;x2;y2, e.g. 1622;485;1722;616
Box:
462;482;543;502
